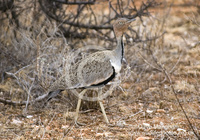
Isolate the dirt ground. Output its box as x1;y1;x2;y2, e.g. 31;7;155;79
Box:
0;0;200;139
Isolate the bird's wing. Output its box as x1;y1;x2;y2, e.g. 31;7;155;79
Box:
48;51;116;91
76;52;115;88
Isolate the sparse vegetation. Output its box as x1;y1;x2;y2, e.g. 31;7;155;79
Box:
0;0;200;139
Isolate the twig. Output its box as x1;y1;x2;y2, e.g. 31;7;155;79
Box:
0;93;49;106
109;0;119;17
169;52;182;74
138;51;162;72
53;0;96;5
39;0;112;29
142;47;200;139
24;78;35;113
162;67;200;139
0;97;26;106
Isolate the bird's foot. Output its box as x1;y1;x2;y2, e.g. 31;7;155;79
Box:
75;120;86;127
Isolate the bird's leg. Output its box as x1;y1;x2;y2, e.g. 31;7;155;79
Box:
99;101;109;124
75;89;87;126
98;88;109;124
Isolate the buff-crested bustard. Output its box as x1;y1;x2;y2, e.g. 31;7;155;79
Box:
47;18;136;125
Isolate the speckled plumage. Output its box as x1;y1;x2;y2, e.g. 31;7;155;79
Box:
47;18;136;125
48;51;115;91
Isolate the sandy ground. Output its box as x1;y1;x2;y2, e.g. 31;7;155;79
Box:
0;0;200;139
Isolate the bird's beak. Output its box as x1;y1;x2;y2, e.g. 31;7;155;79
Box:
127;18;136;23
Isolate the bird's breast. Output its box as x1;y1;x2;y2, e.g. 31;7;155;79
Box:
110;60;121;73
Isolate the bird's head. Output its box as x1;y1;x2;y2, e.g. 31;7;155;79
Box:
113;18;136;37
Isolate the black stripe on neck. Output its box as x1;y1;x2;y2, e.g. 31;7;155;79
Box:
121;36;124;62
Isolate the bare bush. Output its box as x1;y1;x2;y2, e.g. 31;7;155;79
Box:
0;0;200;139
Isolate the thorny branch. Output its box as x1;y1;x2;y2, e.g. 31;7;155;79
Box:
38;0;158;39
0;1;200;138
160;64;200;139
52;0;96;5
0;93;49;106
139;46;200;139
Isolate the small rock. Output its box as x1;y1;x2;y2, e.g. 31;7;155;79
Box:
157;109;166;113
143;123;150;127
12;119;22;125
26;115;33;119
177;128;186;132
146;109;153;114
96;133;103;137
136;137;154;140
104;132;113;137
61;125;69;129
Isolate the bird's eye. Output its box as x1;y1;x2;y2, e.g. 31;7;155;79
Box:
118;21;124;25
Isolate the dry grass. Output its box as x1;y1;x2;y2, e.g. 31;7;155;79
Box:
0;0;200;139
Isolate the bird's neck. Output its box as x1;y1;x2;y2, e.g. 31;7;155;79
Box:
114;36;124;62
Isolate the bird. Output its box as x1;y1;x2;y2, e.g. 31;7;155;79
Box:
46;17;136;125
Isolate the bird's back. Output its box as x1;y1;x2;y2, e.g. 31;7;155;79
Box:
48;50;115;92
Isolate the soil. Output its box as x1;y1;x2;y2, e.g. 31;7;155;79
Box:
0;0;200;139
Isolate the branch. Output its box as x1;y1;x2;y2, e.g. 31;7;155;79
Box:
161;66;200;139
39;0;112;30
0;0;14;12
142;47;200;139
0;93;49;106
53;0;96;5
64;19;112;30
